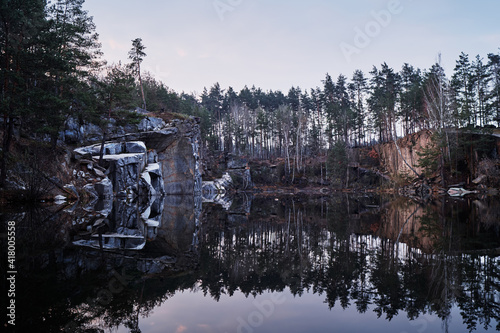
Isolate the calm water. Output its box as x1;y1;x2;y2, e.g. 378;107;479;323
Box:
1;194;500;332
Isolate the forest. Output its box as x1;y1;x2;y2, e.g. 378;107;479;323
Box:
2;0;500;188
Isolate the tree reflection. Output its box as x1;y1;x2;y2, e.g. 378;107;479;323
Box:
195;195;500;331
7;195;500;332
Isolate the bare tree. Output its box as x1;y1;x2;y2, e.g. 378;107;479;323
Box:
422;54;454;184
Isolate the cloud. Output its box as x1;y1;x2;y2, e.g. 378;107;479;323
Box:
197;324;210;329
175;325;187;333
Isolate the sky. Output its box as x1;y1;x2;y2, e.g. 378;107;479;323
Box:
82;0;500;96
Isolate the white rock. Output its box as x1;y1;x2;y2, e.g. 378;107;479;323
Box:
94;168;105;178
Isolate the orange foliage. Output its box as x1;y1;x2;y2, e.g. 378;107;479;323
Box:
368;148;379;160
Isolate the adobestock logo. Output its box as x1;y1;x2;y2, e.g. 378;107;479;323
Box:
213;0;244;21
340;0;411;63
236;293;286;333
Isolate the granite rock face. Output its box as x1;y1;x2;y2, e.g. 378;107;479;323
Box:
72;117;201;197
153;120;202;195
67;116;202;253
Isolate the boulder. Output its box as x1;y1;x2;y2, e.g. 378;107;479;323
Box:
448;187;477;197
83;184;99;201
227;154;248;169
124;141;147;153
139;128;178;152
64;184;79;200
140;170;156;197
228;168;253;190
147;150;158;164
75;141;148;157
60;117;81;143
54;194;66;201
94;177;113;199
201;173;233;209
93;168;106;178
80;123;103;143
138;116;166;132
54;195;67;205
201;181;218;201
63;129;79;143
472;174;487;184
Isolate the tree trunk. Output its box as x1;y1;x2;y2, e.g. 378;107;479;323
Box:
0;116;14;188
138;67;146;110
98;130;107;167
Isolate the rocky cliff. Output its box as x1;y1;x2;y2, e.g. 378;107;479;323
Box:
67;114;202;198
375;130;433;179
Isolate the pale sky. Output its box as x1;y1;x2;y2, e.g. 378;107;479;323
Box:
83;0;500;95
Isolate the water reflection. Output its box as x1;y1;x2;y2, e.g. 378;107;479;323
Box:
199;195;500;331
2;194;500;332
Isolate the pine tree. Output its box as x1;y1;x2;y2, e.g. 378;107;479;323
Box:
368;63;401;142
95;63;136;118
487;52;500;127
334;74;353;144
0;0;101;185
38;0;102;145
451;52;474;127
399;63;424;135
128;37;147;110
471;55;490;127
350;70;367;145
0;0;47;186
322;73;336;145
328;140;348;188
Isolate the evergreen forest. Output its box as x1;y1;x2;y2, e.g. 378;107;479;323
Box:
2;0;500;187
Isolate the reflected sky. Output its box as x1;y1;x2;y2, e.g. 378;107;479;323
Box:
118;286;473;333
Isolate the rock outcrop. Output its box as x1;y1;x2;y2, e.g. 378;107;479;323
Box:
226;154;253;190
71;116;201;197
62;115;202;252
202;173;233;209
375;130;432;178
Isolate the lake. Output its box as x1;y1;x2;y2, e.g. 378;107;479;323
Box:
1;193;499;332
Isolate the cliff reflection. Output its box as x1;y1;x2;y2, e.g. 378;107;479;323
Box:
4;194;500;332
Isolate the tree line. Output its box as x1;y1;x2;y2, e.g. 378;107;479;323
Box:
2;0;500;187
198;52;500;152
197;53;500;184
